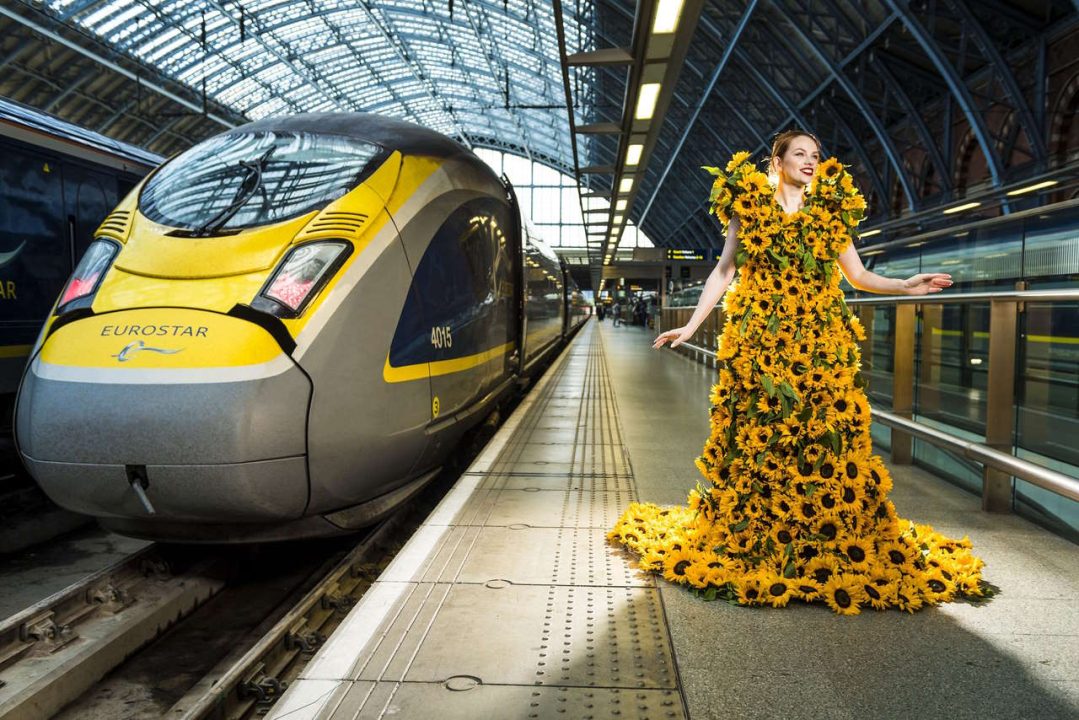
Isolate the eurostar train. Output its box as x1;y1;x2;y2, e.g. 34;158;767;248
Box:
15;113;589;542
0;98;159;439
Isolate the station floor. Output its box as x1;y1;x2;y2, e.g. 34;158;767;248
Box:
269;320;1079;720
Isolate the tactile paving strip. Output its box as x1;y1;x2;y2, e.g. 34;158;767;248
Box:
274;326;688;719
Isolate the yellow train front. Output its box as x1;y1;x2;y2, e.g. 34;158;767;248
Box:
15;113;582;542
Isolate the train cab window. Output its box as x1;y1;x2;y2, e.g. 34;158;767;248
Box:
139;131;383;235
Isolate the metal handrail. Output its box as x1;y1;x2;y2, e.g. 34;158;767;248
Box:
845;288;1079;305
662;329;1079;507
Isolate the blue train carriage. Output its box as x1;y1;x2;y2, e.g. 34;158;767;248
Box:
16;113;581;541
0;98;159;437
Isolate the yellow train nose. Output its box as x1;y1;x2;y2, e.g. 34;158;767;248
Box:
16;308;311;524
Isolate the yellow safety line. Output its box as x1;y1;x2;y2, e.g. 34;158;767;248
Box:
383;341;514;383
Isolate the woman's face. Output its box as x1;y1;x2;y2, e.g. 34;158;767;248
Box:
772;135;821;188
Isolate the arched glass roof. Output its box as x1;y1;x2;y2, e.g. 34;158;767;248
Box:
44;0;588;172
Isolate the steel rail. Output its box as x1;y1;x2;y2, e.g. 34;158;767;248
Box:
166;508;417;719
0;545;226;720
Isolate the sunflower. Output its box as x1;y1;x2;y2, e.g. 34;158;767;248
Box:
734;572;766;606
760;571;796;608
683;559;712;589
839;536;875;573
803;556;838;585
769;523;798;547
860;575;894;611
837;480;865;511
878;539;917;573
793;577;822;601
726;150;752;172
895;576;928;613
661;547;695;584
821;574;864;615
922;568;956;604
811;517;840;542
742;230;772;256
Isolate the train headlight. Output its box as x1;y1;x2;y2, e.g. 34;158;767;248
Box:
57;239;119;314
251;241;352;318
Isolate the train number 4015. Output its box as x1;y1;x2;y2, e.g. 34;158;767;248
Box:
430;326;453;349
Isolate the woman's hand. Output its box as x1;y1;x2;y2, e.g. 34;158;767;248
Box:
653;327;691;349
901;273;953;295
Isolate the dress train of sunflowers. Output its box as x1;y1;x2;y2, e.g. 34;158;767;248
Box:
608;153;987;614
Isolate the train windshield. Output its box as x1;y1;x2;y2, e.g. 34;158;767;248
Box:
139;131;383;234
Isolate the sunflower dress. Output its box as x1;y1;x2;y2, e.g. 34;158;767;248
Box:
608;153;987;614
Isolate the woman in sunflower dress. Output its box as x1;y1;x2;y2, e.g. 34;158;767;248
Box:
608;131;986;614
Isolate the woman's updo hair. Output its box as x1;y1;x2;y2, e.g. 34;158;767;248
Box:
767;129;822;186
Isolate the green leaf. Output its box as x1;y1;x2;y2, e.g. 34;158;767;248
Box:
804;482;819;497
779;381;800;403
761;374;776;397
735;249;747;268
779;393;791;418
767;313;780;334
798;406;813;422
783;560;797;578
702;165;722;176
704;586;718;601
784;541;794;558
739;308;753;335
730;518;749;533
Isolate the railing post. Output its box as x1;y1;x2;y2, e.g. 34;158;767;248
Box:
891;304;915;465
984;299;1018;512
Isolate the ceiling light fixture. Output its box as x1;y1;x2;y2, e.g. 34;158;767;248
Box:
619;177;634;193
616;199;627;211
625;143;643;166
653;0;685;33
943;202;981;215
859;229;881;238
1006;180;1058;196
635;83;661;120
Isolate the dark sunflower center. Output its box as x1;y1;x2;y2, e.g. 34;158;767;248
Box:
834;399;848;412
820;523;837;540
802;503;817;518
864;585;880;600
745;588;759;600
799;584;818;595
928;579;946;592
708;561;723;568
835;589;852;608
847;546;866;562
798;465;813;478
846;462;858;479
843;488;856;503
800;546;819;560
674;560;690;576
719;468;731;481
769;583;788;597
870;469;881;483
812;568;832;583
777;530;793;544
888;550;906;564
821;494;836;509
626;533;638;541
820;463;835;479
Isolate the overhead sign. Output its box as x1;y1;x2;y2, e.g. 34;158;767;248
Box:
666;248;706;261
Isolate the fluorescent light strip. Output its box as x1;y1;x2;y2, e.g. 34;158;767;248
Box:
1006;180;1058;196
625;143;643;166
615;200;627;211
943;202;981;214
653;0;684;33
619;177;634;193
859;229;881;238
635;83;661;120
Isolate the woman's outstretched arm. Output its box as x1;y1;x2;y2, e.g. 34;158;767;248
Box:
653;216;740;349
836;241;953;296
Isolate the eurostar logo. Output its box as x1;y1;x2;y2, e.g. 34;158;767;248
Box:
112;340;184;362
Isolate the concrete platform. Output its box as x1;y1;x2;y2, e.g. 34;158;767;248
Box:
268;321;1079;720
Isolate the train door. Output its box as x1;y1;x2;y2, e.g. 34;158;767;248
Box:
0;143;65;348
63;164;118;263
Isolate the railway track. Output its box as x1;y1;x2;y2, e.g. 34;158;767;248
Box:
0;386;513;720
0;544;227;720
